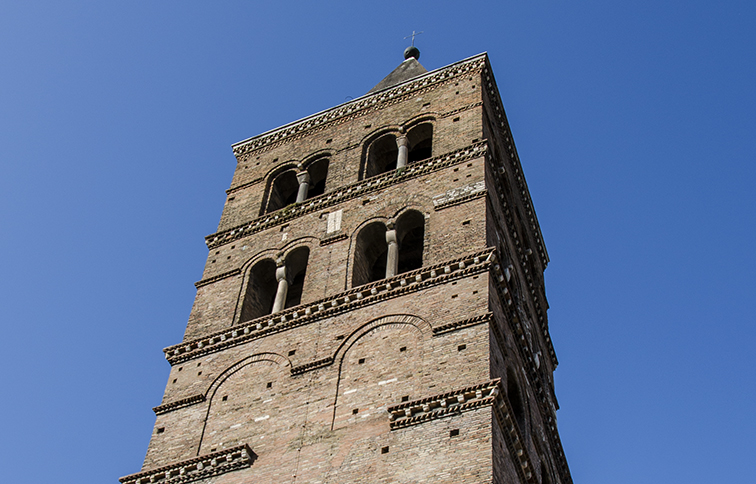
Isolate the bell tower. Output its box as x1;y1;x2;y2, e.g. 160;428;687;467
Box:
121;49;573;484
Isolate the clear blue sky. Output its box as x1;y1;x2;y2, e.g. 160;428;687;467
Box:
1;1;754;482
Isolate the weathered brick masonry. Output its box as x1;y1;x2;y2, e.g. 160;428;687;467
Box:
122;51;573;484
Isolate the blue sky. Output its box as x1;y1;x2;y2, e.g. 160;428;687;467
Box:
1;1;754;482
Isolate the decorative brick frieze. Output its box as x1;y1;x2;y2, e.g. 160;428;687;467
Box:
387;379;500;430
206;141;488;249
432;180;487;211
432;312;492;335
481;59;548;269
119;444;255;484
290;356;334;376
194;269;241;288
489;263;572;484
231;54;487;159
485;156;557;367
164;248;496;364
491;388;539;484
152;394;206;415
319;232;347;246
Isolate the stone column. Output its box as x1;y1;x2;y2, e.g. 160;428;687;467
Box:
295;171;310;203
396;135;409;170
385;228;399;278
272;263;288;313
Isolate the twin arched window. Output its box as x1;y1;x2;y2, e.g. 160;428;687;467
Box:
363;123;433;179
262;122;434;215
351;210;425;287
239;210;426;323
240;247;310;321
264;158;330;214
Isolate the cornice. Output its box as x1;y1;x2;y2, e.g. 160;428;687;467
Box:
489;262;572;484
440;101;484;119
319;232;347;246
432;180;487;211
153;394;205;415
194;269;241;288
491;384;539;484
226;177;263;195
230;54;488;159
164;248;495;364
486;155;558;368
387;379;499;430
290;356;334;376
480;57;549;268
206;141;488;250
119;444;255;484
432;312;492;335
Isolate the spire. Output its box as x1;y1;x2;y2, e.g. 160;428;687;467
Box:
368;46;428;94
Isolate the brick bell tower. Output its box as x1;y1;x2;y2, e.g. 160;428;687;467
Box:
121;48;573;484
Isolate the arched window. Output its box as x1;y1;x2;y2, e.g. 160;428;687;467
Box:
306;157;329;198
352;222;388;287
240;258;277;321
407;123;433;162
265;170;299;213
364;134;398;179
395;210;424;274
284;247;309;309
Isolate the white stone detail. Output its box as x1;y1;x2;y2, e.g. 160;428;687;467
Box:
432;180;486;207
326;209;342;233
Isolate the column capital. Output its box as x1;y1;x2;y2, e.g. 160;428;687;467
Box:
385;229;398;245
275;265;287;283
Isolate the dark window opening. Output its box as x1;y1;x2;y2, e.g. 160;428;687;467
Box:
365;134;398;178
352;408;359;414
396;210;425;274
284;247;310;309
450;429;459;437
240;258;277;322
306;158;330;198
288;349;296;356
157;427;165;434
352;222;388;287
266;382;273;388
401;395;409;402
266;170;299;213
381;446;389;454
407;123;433;163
